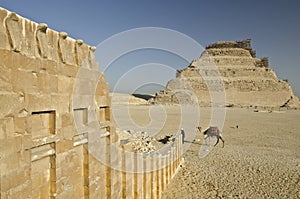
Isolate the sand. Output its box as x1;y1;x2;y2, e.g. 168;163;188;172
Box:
113;104;300;198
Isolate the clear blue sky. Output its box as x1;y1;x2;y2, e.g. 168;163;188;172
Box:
1;0;299;96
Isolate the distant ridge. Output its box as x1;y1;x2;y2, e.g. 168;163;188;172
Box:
132;93;155;101
110;93;150;105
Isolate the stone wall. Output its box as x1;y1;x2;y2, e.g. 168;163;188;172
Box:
0;7;183;198
206;39;256;58
153;39;300;108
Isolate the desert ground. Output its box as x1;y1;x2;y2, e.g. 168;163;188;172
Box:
112;99;300;199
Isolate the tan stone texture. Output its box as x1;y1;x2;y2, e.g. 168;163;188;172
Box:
0;7;182;199
153;39;300;108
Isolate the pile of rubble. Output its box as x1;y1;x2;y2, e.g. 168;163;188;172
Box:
117;129;158;153
131;131;157;153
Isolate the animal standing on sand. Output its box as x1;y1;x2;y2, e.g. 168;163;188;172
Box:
197;126;224;147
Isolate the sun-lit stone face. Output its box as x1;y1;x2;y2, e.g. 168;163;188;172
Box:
0;6;110;198
153;39;300;108
0;7;184;199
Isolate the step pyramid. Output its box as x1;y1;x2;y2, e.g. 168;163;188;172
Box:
153;39;299;108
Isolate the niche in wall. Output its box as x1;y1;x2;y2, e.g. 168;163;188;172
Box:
31;110;55;138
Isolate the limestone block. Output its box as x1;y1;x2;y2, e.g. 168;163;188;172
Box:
56;148;84;195
87;107;99;123
97;107;109;123
61;112;73;127
95;74;109;96
0;120;6;140
0;92;25;118
2;180;31;198
0;148;30;172
1;165;31;193
29;111;55;138
73;182;85;198
60;125;75;140
14;116;27;134
157;156;163;198
71;94;94;110
107;130;117;143
57;75;74;94
21;134;32;150
12;69;38;93
0;49;13;68
0;8;9;50
76;67;100;83
0;117;14;138
17;53;38;72
51;94;70;113
58;32;76;65
206;48;252;57
88;46;98;70
170;148;175;177
73;108;88;128
58;63;79;78
166;155;171;183
31;156;52;198
25;93;52;113
125;170;134;198
56;139;73;154
53;178;64;195
136;155;144;196
95;95;110;107
73;78;95;95
55;166;63;183
75;40;89;66
142;158;149;198
23;18;37;56
111;172;122;198
67;146;83;167
57;32;67;63
98;72;108;85
0;62;12;92
37;73;58;93
36;23;48;58
0;7;131;199
5;12;23;52
38;59;58;75
151;157;157;199
46;29;59;62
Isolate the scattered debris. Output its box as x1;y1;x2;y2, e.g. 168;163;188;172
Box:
130;131;156;153
117;129;178;153
117;129;157;153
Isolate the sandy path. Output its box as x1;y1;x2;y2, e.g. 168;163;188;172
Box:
161;108;300;199
112;104;300;198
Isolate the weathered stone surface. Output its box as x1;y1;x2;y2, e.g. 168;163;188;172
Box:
36;23;48;58
75;39;89;66
118;130;157;153
0;92;25;118
153;39;300;108
5;12;23;52
58;32;77;65
88;46;98;70
23;19;37;57
0;7;108;198
46;29;59;61
0;7;183;199
0;8;9;49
